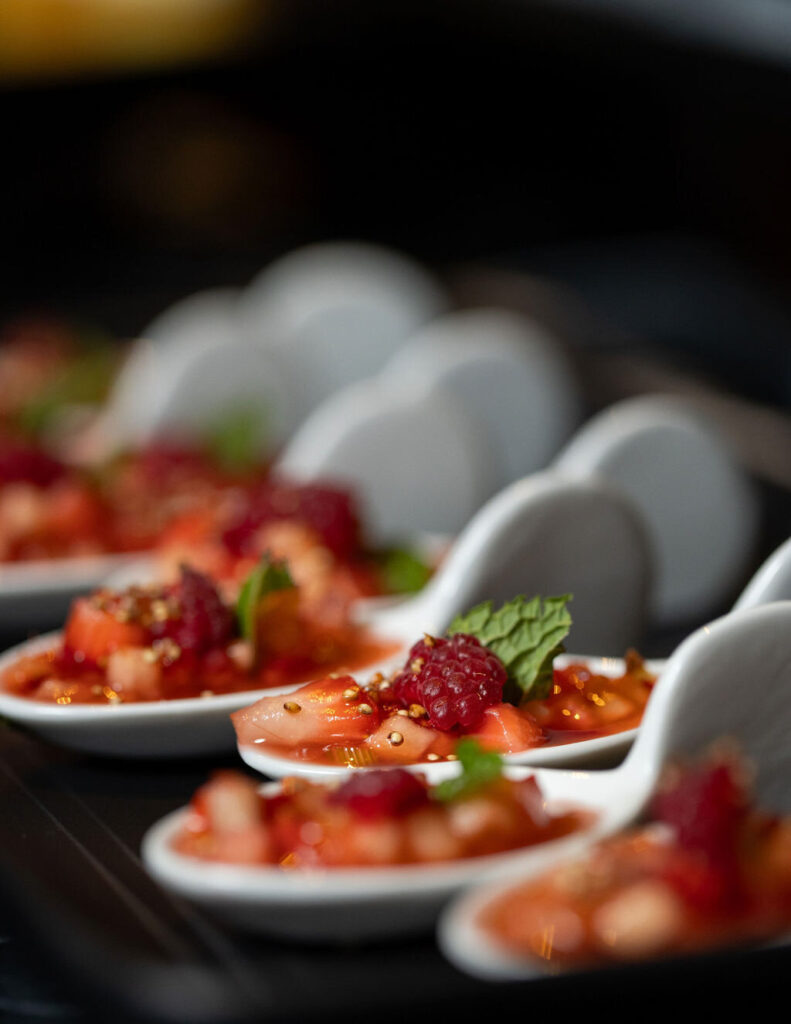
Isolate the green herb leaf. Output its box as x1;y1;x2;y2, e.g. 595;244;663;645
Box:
205;404;268;473
449;594;572;704
236;556;294;647
376;546;432;595
17;345;118;436
432;739;505;802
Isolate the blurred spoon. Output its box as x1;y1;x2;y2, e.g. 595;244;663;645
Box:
439;600;791;980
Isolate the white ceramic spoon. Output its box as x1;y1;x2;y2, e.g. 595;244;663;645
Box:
732;535;791;611
235;469;651;775
140;765;611;943
277;375;495;540
142;602;791;944
239;241;448;422
438;600;791;980
237;532;791;782
0;470;649;759
553;394;759;627
384;307;580;495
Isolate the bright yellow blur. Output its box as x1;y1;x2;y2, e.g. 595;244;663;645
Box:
0;0;265;80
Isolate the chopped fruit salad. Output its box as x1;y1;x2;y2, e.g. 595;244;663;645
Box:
0;561;396;704
0;435;270;564
232;596;655;766
154;477;436;619
173;742;590;868
477;745;791;968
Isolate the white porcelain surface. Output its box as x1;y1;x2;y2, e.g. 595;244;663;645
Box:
236;654;665;781
439;601;791;979
386;308;579;493
358;469;651;656
141;767;614;942
732;536;791;611
0;552;145;628
141;338;297;451
0;634;403;759
240;241;447;421
553;395;758;626
277;376;494;540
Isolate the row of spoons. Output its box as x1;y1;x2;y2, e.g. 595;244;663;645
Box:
139;598;791;955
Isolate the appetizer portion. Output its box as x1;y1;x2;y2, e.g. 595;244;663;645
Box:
0;438;109;561
173;742;590;868
1;560;396;704
477;746;791;968
232;596;655;767
155;476;435;617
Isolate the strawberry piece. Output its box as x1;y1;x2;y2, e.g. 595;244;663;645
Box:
365;713;438;763
469;704;545;753
62;596;147;665
150;566;234;655
231;675;381;748
331;769;429;819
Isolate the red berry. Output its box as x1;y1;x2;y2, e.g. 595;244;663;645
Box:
150;566;234;654
652;758;749;912
0;441;65;487
392;633;507;731
221;480;361;559
331;769;429;820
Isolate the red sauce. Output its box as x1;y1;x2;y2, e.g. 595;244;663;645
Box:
235;655;656;768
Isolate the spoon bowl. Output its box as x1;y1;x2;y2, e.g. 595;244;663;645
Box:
439;600;791;978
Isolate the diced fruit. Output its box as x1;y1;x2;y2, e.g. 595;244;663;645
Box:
469;704;544;753
405;805;465;862
0;441;65;487
231;675;381;748
365;714;438;763
151;566;234;655
392;633;506;731
331;769;429;820
106;647;163;701
63;597;147;665
591;881;687;959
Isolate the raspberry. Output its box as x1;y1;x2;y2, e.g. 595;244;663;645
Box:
150;566;234;655
0;441;65;487
222;481;361;559
331;769;429;820
652;757;749;912
392;633;507;731
652;759;747;861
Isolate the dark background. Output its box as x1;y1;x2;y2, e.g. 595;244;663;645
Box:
2;3;791;1022
2;0;791;409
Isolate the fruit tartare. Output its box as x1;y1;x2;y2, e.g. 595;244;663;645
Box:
477;745;791;968
172;742;590;868
154;477;435;620
0;560;396;704
232;595;655;766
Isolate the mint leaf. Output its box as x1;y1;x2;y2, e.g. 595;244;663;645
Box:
376;546;432;594
449;594;572;704
236;556;294;647
205;404;268;473
432;739;504;802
